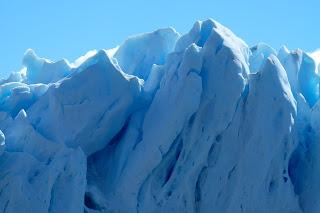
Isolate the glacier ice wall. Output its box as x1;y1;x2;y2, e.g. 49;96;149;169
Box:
0;19;320;213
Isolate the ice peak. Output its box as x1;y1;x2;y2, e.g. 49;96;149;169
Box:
114;27;179;80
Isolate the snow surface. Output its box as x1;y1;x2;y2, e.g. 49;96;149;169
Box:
0;19;319;213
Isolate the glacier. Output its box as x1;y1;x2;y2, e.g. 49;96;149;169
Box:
0;19;320;213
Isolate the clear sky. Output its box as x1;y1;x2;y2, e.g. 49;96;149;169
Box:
0;0;319;77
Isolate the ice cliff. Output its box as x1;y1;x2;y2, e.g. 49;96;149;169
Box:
0;19;320;213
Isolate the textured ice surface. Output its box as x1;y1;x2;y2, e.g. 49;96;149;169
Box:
0;19;319;213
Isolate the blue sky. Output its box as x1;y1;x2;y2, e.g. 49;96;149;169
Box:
0;0;319;77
